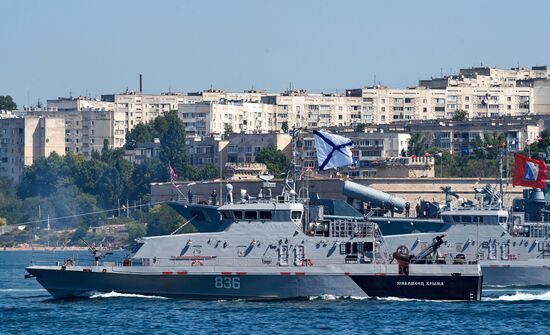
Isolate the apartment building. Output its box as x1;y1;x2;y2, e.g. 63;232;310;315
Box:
386;116;543;154
261;91;364;129
186;133;291;178
179;101;276;136
186;135;228;166
101;92;190;130
45;97;125;157
200;89;267;103
298;130;409;168
347;66;550;124
0;117;65;181
347;85;533;123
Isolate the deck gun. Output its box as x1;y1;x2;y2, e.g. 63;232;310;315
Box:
392;235;446;275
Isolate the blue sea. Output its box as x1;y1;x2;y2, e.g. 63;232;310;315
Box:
2;251;550;334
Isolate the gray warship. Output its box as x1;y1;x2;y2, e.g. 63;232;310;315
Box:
25;176;482;301
338;180;550;287
167;177;550;288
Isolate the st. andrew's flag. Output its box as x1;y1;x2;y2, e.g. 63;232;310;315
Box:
512;153;547;189
313;130;354;170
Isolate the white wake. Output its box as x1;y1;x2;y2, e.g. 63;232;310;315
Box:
90;291;168;300
0;288;47;292
484;291;550;302
308;295;369;301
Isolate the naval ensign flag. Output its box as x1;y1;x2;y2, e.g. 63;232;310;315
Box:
512;153;547;189
313;130;355;170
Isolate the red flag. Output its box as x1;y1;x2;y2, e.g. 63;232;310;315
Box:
512;153;547;189
169;162;178;182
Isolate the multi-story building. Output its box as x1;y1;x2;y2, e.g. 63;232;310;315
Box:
186;133;291;178
186;135;228;167
101;91;189;130
200;89;267;103
80;108;126;156
45;97;125;157
123;139;161;165
261;90;364;129
385;115;544;154
298;130;410;171
347;66;550;124
224;133;292;165
0;116;65;181
179;101;277;136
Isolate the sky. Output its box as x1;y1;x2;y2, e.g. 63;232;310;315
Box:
1;0;550;107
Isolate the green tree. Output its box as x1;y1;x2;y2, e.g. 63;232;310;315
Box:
281;121;289;133
0;96;17;111
18;153;66;198
187;164;220;181
524;129;550;158
128;158;165;202
255;146;289;177
354;123;366;132
146;204;192;236
407;133;428;156
126;221;147;244
452;109;468;121
158;111;188;179
97;167;123;208
125;123;153;149
223;123;233;134
70;226;88;243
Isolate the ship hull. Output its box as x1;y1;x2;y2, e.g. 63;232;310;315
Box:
481;265;550;287
26;266;481;301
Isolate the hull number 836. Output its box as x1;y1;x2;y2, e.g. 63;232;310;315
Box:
214;276;240;289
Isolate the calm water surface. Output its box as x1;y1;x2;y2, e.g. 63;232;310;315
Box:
1;251;550;334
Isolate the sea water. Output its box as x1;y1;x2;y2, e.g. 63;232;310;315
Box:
1;251;550;334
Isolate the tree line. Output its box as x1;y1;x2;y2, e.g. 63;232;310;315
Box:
0;111;217;231
407;129;550;178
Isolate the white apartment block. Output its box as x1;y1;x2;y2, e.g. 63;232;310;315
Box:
101;92;189;129
263;91;364;129
200;89;266;103
45;97;127;156
80;108;126;156
353;86;533;124
179;101;276;136
347;66;550;124
0;117;65;181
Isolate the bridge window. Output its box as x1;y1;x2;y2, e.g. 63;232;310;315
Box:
499;217;507;223
244;211;257;220
234;211;243;219
473;216;484;223
291;211;302;220
453;216;461;223
259;211;272;220
462;216;472;223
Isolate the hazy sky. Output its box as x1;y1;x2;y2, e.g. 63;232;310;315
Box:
1;0;549;107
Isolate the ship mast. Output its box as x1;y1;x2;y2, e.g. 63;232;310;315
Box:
282;128;300;198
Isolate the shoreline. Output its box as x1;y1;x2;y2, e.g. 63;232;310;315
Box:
1;246;90;252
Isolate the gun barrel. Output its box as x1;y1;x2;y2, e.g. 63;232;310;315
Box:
342;180;407;213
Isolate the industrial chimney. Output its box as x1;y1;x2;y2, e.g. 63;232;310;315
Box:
139;74;143;93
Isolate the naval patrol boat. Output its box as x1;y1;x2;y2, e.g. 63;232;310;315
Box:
25;175;482;301
340;180;550;287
